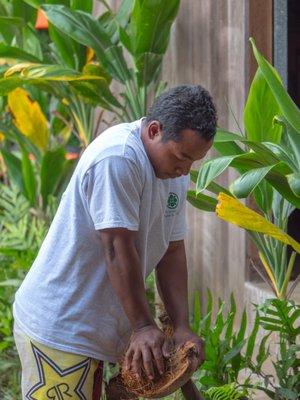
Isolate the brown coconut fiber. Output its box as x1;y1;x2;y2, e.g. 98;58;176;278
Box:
121;340;199;399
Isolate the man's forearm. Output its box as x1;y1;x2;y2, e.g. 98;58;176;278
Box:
156;240;189;329
101;230;155;330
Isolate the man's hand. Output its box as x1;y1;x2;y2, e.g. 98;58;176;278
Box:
172;326;205;370
124;325;172;380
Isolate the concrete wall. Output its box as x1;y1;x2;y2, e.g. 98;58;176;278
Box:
161;1;248;310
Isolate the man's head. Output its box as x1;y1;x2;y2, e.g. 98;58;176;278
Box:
141;85;217;179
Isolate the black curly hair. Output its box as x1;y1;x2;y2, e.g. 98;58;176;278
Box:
146;85;217;142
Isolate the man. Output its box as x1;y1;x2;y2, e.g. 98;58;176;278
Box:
13;84;217;399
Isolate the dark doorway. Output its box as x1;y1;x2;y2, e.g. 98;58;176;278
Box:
288;0;300;278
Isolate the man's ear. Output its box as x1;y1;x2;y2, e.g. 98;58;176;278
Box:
148;121;161;140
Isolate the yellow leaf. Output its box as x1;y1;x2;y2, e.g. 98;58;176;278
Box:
86;47;95;64
8;88;49;150
259;252;280;297
4;63;35;77
71;111;88;148
216;192;300;254
0;132;5;141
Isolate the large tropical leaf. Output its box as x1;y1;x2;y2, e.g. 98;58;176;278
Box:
216;192;300;254
70;0;93;13
287;172;300;197
20;145;36;206
250;38;300;134
0;16;25;45
4;62;106;81
230;165;278;198
22;24;43;60
196;154;300;208
0;44;42;63
252;180;274;214
125;0;180;56
40;147;66;208
0;63;108;98
42;5;130;83
0;149;24;193
8;87;49;151
187;190;217;212
244;68;282;143
48;23;85;70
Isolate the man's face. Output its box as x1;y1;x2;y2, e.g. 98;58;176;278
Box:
145;122;213;179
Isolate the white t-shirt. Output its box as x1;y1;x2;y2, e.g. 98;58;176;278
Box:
13;119;189;362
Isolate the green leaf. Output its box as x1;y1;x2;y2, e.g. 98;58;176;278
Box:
214;129;244;142
225;293;236;340
287;172;300;197
256;333;270;367
103;45;131;83
42;5;130;83
21;0;41;8
0;44;42;62
187;190;217;212
253;180;273;214
245;312;259;360
199;376;219;386
48;24;79;69
0;16;25;44
192;291;201;335
230;165;277;198
20;146;36;206
213;129;245;156
40;147;66;208
116;0;133;28
70;0;93;13
22;25;43;60
244;68;282;143
0;63;109;98
98;11;119;44
263;141;299;171
236;309;247;343
204;289;213;335
128;0;180;56
12;0;37;25
250;38;300;134
135;52;162;86
0;149;24;194
221;340;246;366
196;156;234;193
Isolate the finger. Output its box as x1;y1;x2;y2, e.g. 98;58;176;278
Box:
124;347;134;371
162;337;174;358
141;346;154;380
151;346;165;375
131;349;143;378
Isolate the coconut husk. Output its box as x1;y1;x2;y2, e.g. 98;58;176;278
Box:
120;340;199;399
105;374;138;400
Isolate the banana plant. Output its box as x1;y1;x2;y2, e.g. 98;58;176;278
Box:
188;39;300;299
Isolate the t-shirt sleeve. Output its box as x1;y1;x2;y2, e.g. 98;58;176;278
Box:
169;178;189;242
82;156;142;231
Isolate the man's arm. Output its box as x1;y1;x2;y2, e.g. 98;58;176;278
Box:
155;240;205;362
156;240;189;329
100;227;169;380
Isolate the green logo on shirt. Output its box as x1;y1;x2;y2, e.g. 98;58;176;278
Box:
167;192;179;209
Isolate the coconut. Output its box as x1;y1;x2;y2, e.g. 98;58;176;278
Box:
120;340;199;398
